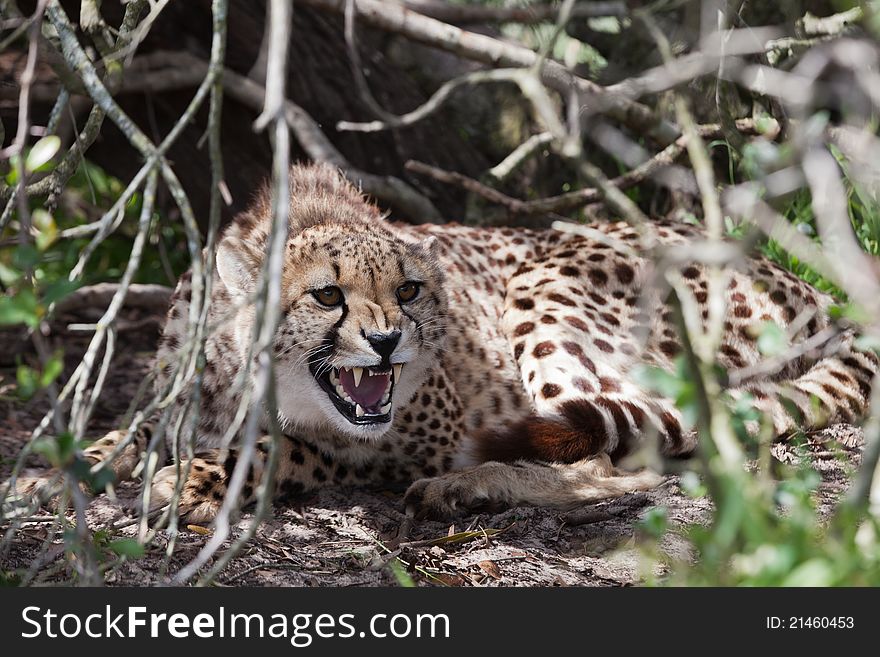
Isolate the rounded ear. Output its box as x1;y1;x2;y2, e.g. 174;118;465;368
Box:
216;236;260;298
420;235;440;257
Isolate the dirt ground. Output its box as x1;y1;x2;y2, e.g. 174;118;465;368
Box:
0;306;864;587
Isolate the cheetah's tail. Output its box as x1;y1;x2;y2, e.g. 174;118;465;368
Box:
733;332;879;438
468;334;878;468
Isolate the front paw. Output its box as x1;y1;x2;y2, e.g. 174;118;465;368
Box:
0;469;63;516
404;471;499;519
149;459;226;525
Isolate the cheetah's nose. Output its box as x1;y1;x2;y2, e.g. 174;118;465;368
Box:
366;330;401;367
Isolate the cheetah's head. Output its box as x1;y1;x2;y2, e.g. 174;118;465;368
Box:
215;163;448;440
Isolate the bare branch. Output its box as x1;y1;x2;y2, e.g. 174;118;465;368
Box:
299;0;679;144
337;67;522;133
401;1;627;25
408;118;776;216
121;51;442;223
487;132;553;182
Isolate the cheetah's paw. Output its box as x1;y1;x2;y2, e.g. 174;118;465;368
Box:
0;469;64;516
149;459;227;525
403;471;504;519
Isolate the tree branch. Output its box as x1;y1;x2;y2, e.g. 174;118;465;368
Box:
402;0;627;24
408;118;777;216
298;0;679;145
123;51;442;223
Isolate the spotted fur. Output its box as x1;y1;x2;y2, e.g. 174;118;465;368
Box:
5;163;878;520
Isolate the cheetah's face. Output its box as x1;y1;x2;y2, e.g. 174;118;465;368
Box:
218;223;447;440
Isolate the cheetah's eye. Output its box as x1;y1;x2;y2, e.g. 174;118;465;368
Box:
396;281;421;303
313;286;344;307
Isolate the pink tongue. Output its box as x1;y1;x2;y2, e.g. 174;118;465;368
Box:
339;369;390;410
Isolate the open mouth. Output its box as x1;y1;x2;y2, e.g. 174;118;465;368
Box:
312;363;402;425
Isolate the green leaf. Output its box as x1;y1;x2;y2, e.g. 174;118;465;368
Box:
388;558;415;587
0;289;41;328
33;432;80;468
55;431;77;464
757;321;788;357
42;279;79;306
633;364;686;399
32;209;57;252
679;471;707;498
829;302;871;325
25;135;61;173
731;392;761;423
107;539;145;559
0;260;22;287
638;506;669;539
31;437;60;465
15;365;39;400
68;455;94;482
4;155;21;185
89;466;116;492
11;244;39;272
755;115;777;135
83;160;110;197
39;352;63;388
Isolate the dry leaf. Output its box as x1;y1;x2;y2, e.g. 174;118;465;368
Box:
478;559;502;579
187;524;212;535
433;573;467;587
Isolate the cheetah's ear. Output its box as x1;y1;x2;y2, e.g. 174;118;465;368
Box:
216;236;260;298
420;236;440;257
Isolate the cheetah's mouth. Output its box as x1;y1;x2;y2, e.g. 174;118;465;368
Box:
313;364;401;425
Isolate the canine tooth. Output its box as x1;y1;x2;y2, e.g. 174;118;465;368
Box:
392;363;403;381
380;403;391;414
356;404;365;417
352;367;364;386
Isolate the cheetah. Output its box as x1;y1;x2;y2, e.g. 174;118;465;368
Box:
4;163;878;521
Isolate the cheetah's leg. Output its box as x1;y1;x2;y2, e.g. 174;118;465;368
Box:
1;423;157;513
404;453;663;518
148;434;385;523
